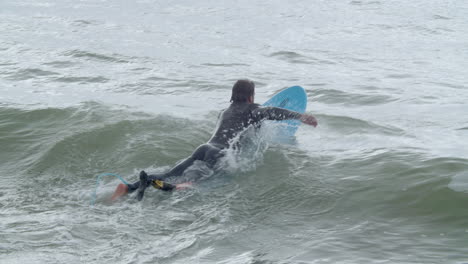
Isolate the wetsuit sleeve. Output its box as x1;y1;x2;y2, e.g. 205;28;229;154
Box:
251;106;302;122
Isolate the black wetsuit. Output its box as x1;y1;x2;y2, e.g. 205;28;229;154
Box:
130;102;302;200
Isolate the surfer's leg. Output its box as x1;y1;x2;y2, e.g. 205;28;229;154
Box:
110;171;146;201
126;166;183;193
112;144;220;201
136;170;150;201
113;160;193;200
165;144;223;174
146;144;221;191
175;144;224;182
124;181;140;193
110;183;130;201
203;145;224;167
153;144;213;179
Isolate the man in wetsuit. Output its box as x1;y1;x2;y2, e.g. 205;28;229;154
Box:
111;79;318;201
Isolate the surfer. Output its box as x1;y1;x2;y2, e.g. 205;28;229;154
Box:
111;79;318;201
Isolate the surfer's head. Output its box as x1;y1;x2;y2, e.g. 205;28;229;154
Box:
230;79;255;103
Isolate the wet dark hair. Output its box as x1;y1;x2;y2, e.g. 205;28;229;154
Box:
230;79;255;103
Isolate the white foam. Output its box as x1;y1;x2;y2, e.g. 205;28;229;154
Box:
448;172;468;193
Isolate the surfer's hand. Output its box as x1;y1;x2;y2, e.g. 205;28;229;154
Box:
300;114;318;127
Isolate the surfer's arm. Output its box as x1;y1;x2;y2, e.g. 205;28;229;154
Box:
253;107;301;120
299;114;318;127
253;107;317;127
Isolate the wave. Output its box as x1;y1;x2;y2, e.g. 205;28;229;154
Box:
4;68;59;81
311;87;397;106
3;104;466;212
319;113;405;136
53;76;109;84
62;49;130;64
327;150;468;224
268;51;336;65
2;102;467;263
0;103;208;179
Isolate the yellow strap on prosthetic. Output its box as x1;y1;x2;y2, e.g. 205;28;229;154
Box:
153;180;164;189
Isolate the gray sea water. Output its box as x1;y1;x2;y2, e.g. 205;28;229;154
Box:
1;0;468;263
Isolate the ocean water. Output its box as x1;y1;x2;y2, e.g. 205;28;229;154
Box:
1;0;468;263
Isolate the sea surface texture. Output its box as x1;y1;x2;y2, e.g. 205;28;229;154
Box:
1;1;467;263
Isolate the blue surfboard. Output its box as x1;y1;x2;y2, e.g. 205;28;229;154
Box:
262;86;307;140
